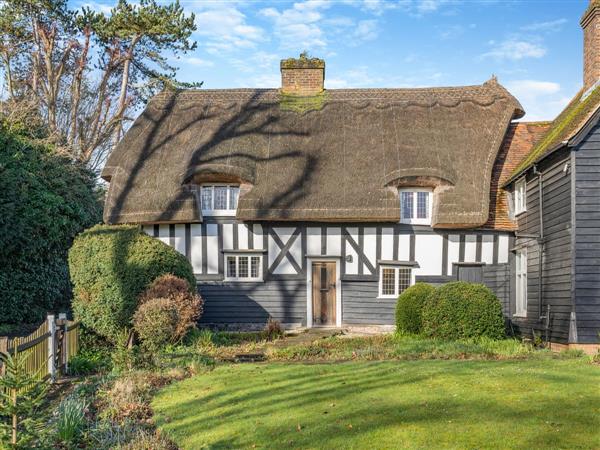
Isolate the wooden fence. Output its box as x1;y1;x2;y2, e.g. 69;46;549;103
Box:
0;313;80;382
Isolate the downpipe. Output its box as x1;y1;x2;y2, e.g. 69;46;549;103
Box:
533;165;545;322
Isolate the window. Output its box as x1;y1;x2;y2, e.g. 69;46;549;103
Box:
399;189;432;224
378;266;412;298
514;178;526;215
225;254;262;281
515;248;527;317
201;185;239;215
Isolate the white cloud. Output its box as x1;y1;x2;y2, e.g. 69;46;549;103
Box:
354;19;379;42
259;1;331;50
439;24;464;40
521;18;567;33
79;1;113;14
506;80;561;97
506;80;567;121
236;73;280;88
181;57;215;68
193;4;265;53
481;39;546;61
230;51;280;73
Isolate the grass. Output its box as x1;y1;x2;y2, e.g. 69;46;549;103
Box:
266;334;543;361
153;358;600;449
170;330;548;363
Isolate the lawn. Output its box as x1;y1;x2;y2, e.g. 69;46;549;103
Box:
153;358;600;449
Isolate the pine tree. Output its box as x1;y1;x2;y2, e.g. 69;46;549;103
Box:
0;349;48;449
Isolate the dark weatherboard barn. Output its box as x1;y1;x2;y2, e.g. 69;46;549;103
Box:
102;2;600;352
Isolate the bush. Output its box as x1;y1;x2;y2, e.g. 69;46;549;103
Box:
133;298;178;353
422;282;505;340
395;283;436;335
264;318;284;341
139;274;203;342
69;225;195;342
0;130;101;324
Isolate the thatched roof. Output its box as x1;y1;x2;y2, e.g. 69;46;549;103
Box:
102;79;523;228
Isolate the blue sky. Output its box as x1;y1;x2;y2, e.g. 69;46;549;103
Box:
78;0;589;121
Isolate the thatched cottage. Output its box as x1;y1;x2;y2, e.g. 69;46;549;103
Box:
102;2;600;352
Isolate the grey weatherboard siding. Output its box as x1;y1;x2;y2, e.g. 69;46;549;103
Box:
513;148;573;343
574;121;600;343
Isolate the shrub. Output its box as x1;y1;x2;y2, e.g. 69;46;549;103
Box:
69;225;195;342
264;318;284;341
0;130;101;324
138;275;203;342
395;283;436;335
69;353;102;376
422;282;505;340
133;299;178;353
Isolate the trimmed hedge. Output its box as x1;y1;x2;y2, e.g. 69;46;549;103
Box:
422;282;505;340
69;225;195;342
0;129;102;324
395;283;436;334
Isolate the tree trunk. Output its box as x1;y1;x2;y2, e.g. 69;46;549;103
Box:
113;56;131;145
113;36;139;146
3;52;15;99
68;29;90;153
11;388;17;445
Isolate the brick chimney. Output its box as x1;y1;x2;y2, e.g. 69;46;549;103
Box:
280;53;325;96
581;0;600;91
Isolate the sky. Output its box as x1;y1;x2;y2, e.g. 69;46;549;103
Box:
76;0;590;122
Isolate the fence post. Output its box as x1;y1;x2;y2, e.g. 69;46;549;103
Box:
0;336;7;376
47;314;56;382
58;313;68;374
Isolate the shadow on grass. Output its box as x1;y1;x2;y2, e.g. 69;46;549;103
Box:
154;360;600;449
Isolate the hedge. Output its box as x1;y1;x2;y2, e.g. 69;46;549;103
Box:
0;130;102;324
422;282;505;340
69;225;196;342
395;283;436;334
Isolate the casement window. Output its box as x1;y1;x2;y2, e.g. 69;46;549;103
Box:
515;248;527;317
378;266;412;298
399;189;432;225
514;178;526;215
201;185;239;216
225;254;262;281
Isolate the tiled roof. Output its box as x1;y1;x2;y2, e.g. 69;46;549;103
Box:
505;86;600;186
484;122;551;230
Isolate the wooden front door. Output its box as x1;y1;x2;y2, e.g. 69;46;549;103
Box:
312;262;336;326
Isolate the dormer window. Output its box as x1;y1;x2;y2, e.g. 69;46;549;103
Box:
201;184;239;216
399;189;432;225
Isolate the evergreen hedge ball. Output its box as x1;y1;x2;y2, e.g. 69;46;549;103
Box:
69;225;196;342
422;282;505;340
395;283;436;334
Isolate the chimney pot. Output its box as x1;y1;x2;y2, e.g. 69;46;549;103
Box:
280;53;325;96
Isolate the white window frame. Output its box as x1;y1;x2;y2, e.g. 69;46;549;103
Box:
224;253;263;282
515;248;527;317
378;265;414;299
399;188;433;225
200;184;239;216
514;178;527;215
